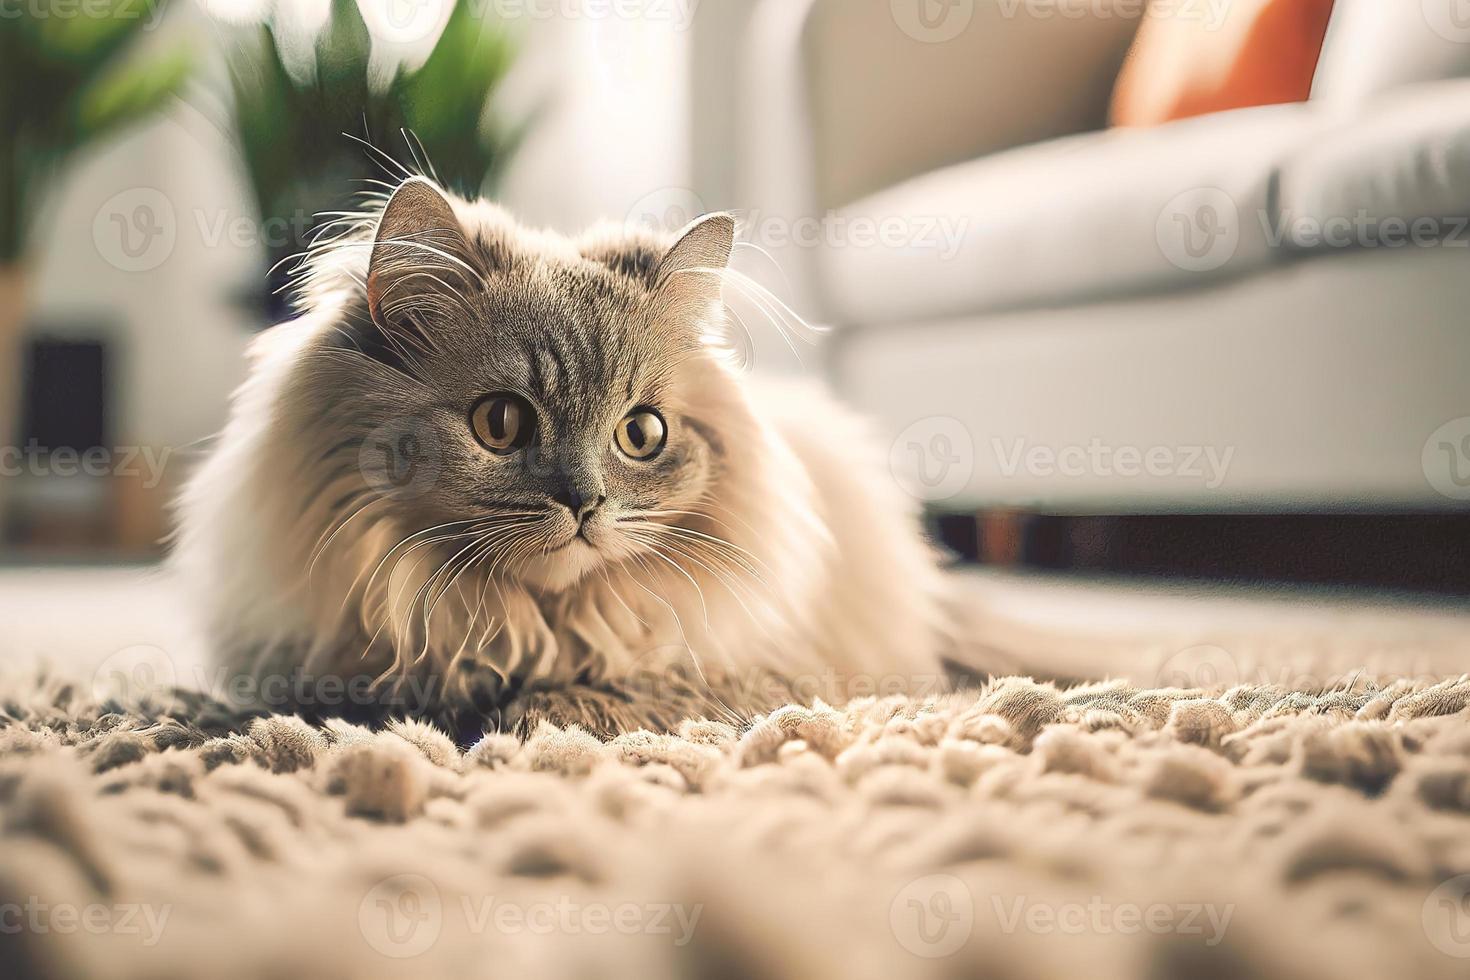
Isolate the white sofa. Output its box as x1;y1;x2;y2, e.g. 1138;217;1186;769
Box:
732;0;1470;513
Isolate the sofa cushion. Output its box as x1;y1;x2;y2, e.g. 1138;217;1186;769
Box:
1278;80;1470;250
1110;0;1336;127
815;102;1335;327
1312;0;1470;106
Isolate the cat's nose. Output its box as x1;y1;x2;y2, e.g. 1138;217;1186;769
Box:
551;482;605;523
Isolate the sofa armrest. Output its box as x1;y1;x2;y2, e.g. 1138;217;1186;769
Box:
742;0;1140;213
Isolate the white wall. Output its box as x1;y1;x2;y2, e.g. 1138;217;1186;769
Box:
496;6;693;232
30;18;257;454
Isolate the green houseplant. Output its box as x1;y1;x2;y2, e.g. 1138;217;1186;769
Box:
0;0;191;459
216;0;522;320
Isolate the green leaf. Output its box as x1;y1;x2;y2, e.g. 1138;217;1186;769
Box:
315;0;372;91
28;0;162;68
0;0;192;259
72;44;191;145
199;0;525;272
403;1;514;133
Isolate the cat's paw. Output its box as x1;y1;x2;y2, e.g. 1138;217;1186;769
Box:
509;684;649;737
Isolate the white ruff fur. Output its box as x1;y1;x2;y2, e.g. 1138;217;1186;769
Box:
174;182;947;718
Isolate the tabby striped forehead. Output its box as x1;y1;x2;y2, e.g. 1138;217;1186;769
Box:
467;258;686;428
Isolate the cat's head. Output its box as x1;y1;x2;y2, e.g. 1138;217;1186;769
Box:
301;177;754;593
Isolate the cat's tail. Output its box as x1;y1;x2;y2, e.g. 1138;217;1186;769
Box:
934;568;1093;691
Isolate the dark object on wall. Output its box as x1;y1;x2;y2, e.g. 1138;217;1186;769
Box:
5;334;113;553
21;337;108;452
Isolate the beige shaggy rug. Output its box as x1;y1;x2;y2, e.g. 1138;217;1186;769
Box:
5;673;1470;979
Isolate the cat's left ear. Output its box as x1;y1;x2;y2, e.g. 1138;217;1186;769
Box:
653;212;735;300
366;177;475;329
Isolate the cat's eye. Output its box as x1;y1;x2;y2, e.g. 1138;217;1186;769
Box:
615;408;666;461
470;394;534;454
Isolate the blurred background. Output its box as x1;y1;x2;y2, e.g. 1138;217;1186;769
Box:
2;0;701;559
4;0;1470;607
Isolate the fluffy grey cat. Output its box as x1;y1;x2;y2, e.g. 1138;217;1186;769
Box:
174;176;948;735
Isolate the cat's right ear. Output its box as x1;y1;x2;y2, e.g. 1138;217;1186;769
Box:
365;177;475;330
654;212;735;295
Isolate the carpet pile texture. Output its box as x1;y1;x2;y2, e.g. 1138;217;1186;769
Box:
4;673;1470;978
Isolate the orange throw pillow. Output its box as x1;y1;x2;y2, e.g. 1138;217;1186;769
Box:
1110;0;1336;127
